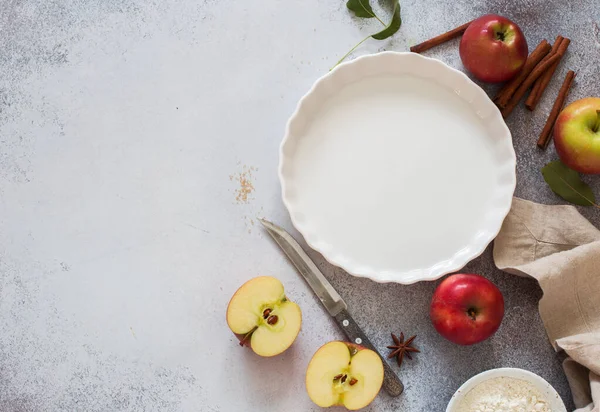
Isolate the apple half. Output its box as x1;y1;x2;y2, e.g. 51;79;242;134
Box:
306;341;384;410
226;276;302;357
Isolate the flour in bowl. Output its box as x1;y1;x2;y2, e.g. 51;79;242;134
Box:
457;376;551;412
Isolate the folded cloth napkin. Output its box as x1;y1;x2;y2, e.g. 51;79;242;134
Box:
493;198;600;411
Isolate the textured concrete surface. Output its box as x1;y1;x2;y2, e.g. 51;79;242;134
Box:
1;0;599;411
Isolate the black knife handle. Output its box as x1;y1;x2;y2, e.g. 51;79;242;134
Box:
334;309;404;397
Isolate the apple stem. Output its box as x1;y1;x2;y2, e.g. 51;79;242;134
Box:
239;326;258;347
593;110;600;133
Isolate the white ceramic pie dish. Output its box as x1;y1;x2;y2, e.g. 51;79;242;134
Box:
446;368;567;411
279;52;516;284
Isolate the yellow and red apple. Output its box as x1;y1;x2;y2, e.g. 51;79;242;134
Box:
459;14;528;83
554;97;600;174
305;341;384;410
430;274;504;345
226;276;302;357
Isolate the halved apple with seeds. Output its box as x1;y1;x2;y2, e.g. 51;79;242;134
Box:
306;341;384;410
226;276;302;357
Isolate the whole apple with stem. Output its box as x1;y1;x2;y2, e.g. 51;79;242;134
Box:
305;341;384;410
226;276;302;357
430;274;504;345
554;97;600;174
459;14;528;83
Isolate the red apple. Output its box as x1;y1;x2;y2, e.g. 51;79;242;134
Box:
430;274;504;345
554;97;600;174
459;14;528;83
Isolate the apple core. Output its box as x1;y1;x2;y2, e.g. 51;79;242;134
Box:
306;341;384;410
226;276;302;357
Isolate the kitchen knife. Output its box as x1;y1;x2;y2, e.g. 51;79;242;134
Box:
259;218;404;397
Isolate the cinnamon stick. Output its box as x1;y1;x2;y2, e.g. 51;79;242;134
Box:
494;40;551;109
537;70;576;149
410;21;473;54
501;52;562;118
526;37;571;111
525;36;563;106
536;36;564;66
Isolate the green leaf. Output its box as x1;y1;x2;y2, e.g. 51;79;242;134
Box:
371;0;401;40
541;160;598;207
346;0;376;18
333;0;402;70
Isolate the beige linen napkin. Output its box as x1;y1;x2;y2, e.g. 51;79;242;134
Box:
493;197;600;412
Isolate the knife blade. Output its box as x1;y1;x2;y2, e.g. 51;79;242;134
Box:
259;218;404;397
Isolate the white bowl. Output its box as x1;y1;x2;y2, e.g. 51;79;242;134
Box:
446;368;567;412
279;52;516;284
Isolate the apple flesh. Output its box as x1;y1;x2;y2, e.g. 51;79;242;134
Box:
306;341;384;410
459;14;528;83
430;274;504;345
226;276;302;357
554;97;600;174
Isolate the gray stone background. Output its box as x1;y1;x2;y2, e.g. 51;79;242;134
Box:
1;0;599;411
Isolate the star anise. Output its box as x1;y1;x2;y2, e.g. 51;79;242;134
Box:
387;332;420;368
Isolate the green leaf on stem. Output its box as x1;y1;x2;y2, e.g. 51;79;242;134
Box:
371;0;401;40
541;160;598;207
333;0;402;70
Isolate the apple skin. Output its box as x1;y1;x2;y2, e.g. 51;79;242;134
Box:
430;274;504;345
459;14;528;83
554;97;600;174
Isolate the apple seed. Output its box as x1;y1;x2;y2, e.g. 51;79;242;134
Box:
262;308;272;319
333;374;343;381
349;378;358;386
341;374;347;384
267;315;278;325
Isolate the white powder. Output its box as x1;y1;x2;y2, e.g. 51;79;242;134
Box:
457;376;551;412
